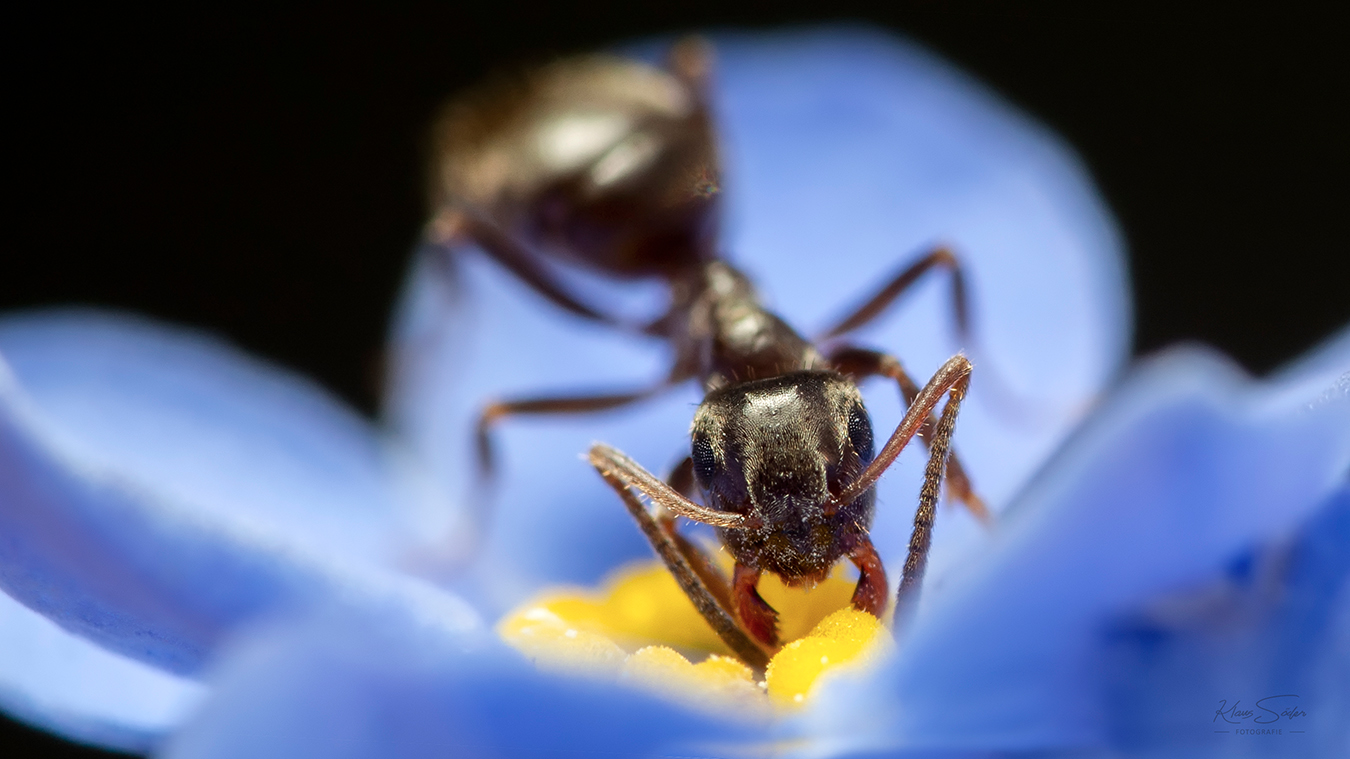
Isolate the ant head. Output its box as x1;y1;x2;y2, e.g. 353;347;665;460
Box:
689;371;875;525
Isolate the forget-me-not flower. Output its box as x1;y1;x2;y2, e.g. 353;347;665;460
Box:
2;27;1347;758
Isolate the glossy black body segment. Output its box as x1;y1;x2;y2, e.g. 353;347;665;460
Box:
696;371;875;584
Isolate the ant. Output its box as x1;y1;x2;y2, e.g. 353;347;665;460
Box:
427;39;988;669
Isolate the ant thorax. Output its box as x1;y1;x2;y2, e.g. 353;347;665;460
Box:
668;261;828;393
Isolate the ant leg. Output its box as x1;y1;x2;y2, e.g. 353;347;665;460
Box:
827;345;989;523
732;564;780;649
588;447;770;670
476;384;672;482
830;356;971;632
667;36;714;101
666;455;696;499
836;355;972;508
817;245;968;342
415;385;674;572
447;384;676;568
428;207;637;330
656;456;734;614
821;246;1055;428
847;536;889;619
898;359;972;631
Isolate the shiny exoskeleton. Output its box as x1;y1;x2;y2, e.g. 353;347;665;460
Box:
429;39;986;669
428;43;719;323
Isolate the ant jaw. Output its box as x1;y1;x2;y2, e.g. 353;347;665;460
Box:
779;566;830;590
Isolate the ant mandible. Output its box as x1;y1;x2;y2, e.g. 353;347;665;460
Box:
427;39;988;669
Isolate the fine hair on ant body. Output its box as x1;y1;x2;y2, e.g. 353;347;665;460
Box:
427;38;988;669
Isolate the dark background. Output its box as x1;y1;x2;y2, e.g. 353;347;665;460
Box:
3;3;1346;756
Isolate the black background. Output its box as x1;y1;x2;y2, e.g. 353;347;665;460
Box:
3;3;1347;757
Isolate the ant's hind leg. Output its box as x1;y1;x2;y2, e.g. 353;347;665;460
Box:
820;244;1051;428
817;245;968;342
589;447;770;670
828;345;988;522
427;207;636;330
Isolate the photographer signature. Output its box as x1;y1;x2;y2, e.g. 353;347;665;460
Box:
1214;695;1306;724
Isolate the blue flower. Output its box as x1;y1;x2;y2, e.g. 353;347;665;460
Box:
2;27;1346;759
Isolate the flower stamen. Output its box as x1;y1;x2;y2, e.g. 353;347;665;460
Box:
498;560;892;713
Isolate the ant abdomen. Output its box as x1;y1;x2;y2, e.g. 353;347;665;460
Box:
431;51;719;283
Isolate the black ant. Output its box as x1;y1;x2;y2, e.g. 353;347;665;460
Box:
427;39;987;669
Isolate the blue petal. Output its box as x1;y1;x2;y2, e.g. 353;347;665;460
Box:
384;26;1131;610
1100;480;1350;758
0;310;480;745
0;343;479;674
0;310;417;563
804;327;1350;754
0;590;204;753
162;606;749;759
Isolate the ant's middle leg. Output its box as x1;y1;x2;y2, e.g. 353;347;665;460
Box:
817;245;969;342
437;386;674;568
666;455;696;499
475;384;673;483
827;345;988;522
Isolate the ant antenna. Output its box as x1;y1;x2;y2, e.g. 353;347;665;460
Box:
589;444;751;529
837;355;972;507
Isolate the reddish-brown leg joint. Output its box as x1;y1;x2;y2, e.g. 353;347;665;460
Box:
827;345;989;523
848;536;889;618
732;564;780;648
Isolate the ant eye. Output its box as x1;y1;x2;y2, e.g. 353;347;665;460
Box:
847;404;874;462
691;435;717;486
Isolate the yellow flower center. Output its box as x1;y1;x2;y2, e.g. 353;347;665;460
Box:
498;560;891;715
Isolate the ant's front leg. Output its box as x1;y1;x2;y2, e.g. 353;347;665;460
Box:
828;345;988;522
589;444;770;670
832;355;973;632
656;456;733;614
